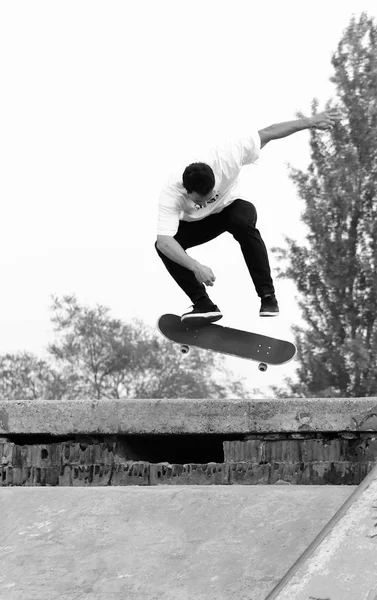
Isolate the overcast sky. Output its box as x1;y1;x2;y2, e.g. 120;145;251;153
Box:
1;0;376;394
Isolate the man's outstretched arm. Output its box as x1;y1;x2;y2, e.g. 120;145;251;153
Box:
258;109;341;148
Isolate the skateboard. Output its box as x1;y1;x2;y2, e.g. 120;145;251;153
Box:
157;314;296;372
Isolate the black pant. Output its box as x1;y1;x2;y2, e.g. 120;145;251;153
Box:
155;199;275;304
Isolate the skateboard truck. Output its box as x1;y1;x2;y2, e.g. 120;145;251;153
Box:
181;342;269;371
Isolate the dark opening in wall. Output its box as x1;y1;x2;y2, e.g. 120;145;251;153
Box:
121;434;232;463
3;433;241;464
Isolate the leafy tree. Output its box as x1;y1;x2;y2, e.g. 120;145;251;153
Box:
274;13;377;397
0;352;66;401
48;295;151;399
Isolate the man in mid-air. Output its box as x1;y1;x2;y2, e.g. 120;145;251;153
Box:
156;110;339;324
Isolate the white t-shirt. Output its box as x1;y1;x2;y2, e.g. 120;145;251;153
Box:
157;132;261;236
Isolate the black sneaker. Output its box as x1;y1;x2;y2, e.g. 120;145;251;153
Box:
259;294;279;317
181;299;223;326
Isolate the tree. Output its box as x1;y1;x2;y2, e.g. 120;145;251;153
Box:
48;295;152;399
0;352;66;401
274;13;377;397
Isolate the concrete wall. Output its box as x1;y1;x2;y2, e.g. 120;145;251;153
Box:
1;398;377;486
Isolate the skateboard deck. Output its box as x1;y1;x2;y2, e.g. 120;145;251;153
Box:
157;314;296;371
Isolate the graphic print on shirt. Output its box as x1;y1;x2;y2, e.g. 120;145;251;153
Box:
193;191;220;210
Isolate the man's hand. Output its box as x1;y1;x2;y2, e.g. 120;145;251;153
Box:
193;263;216;287
309;109;342;130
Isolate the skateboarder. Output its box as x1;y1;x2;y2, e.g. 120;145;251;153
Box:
156;110;340;324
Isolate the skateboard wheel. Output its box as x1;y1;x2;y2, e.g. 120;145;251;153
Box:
258;362;268;372
180;344;190;354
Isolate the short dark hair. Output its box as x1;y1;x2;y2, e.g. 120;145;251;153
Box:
182;162;215;196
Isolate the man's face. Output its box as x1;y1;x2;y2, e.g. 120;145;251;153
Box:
188;189;215;209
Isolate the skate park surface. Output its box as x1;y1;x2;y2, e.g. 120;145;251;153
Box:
1;397;377;599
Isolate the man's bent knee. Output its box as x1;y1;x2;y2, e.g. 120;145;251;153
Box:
227;199;257;229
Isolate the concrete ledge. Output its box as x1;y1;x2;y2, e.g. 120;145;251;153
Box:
1;398;377;435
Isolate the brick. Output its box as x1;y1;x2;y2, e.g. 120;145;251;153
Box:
150;463;228;485
227;462;270;485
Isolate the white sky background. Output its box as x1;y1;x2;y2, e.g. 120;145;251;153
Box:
1;0;376;395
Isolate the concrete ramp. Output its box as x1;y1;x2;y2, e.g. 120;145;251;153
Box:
1;485;352;600
267;462;377;599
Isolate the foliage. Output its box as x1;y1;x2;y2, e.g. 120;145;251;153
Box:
0;352;65;401
274;13;377;397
